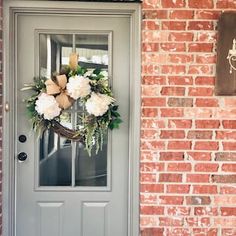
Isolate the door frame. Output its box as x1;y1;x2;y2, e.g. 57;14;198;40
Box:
3;1;141;236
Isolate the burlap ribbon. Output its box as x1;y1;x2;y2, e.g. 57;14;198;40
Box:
45;53;79;109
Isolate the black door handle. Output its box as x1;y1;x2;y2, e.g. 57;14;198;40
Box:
17;152;28;162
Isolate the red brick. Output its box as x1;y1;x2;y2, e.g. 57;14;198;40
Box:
160;43;186;52
214;218;236;227
169;10;194;19
187;130;213;139
188;87;213;96
212;175;236;183
141;162;164;172
168;119;192;128
216;109;236;119
160;108;184;117
168;76;193;85
161;65;186;74
186;217;211;227
141;140;165;150
194;207;218;216
142;43;159;52
222;120;236;129
140;228;164;236
159;196;184;205
196;10;221;19
193;228;218;235
195;120;220;129
159;173;182;182
142;21;160;30
215;152;236;162
186;196;211;205
220;186;236;194
168;141;192;150
168;32;194;42
223;142;236;151
140;184;164;193
195;98;218;107
161;0;185;8
141;205;164;215
140;173;156;183
216;130;236;140
142;53;167;64
186;174;210;183
167;184;190;193
188;65;213;75
142;76;166;85
142;0;161;9
169;54;193;63
216;0;236;8
194;163;219;172
167;206;191;216
159;217;183;226
160;130;185;139
142;108;158;117
140;193;158;204
160;152;185;161
142;97;166;107
221;229;236;236
194;141;219;151
162;21;186;30
193;185;218;194
222;164;236;172
187;152;212;161
141;129;158;139
224;98;236;107
142;64;159;74
143;10;168;19
167;163;192;172
189;0;213;8
161;87;185;96
168;98;193;107
214;196;236;205
196;32;217;42
221;207;236;216
188;43;213;52
188;21;213;30
195;76;215;85
196;54;216;63
166;228;191;235
142;119;165;129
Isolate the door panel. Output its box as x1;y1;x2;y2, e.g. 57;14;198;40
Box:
16;14;130;236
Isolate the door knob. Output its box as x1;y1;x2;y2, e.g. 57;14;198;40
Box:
17;152;28;162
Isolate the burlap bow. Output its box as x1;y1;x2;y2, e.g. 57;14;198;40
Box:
45;53;79;109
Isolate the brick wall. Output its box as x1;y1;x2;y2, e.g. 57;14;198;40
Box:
141;0;236;235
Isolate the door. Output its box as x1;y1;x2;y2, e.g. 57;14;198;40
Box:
16;13;130;236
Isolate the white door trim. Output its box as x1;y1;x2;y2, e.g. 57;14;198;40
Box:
3;1;141;236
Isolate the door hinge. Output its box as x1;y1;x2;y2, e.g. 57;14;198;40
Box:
5;102;10;112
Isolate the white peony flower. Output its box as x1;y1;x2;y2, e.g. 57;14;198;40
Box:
100;70;108;78
66;75;91;99
85;92;114;117
35;93;61;120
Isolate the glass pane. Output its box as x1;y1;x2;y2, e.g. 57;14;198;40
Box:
39;129;72;186
75;141;108;186
76;34;109;70
39;34;73;78
75;34;109;186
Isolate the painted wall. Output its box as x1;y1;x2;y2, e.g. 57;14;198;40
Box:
141;0;236;235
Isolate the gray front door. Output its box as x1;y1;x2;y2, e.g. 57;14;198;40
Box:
15;12;130;236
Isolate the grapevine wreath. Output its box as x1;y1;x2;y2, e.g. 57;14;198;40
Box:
23;53;122;155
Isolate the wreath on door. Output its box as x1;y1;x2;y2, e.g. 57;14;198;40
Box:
22;53;122;155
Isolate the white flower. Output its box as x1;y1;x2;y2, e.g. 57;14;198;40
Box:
85;92;114;117
66;75;91;99
35;93;61;120
100;70;108;78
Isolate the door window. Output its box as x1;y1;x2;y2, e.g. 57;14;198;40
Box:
38;33;111;188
